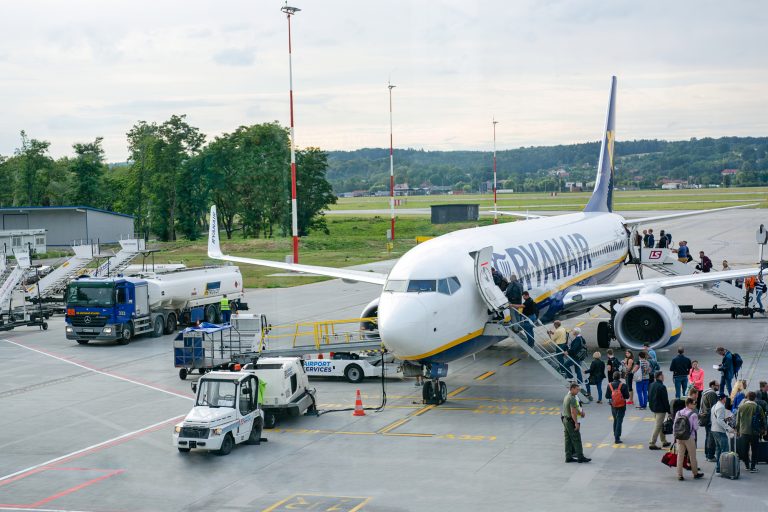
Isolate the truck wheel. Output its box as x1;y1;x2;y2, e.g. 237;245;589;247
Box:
216;433;234;456
344;364;364;384
264;412;277;429
597;322;611;349
179;368;188;380
177;447;191;453
246;418;263;445
152;316;164;338
205;304;218;324
42;322;48;331
76;339;89;345
117;324;132;345
164;313;178;335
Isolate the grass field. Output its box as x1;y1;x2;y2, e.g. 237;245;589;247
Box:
331;187;768;211
147;186;765;289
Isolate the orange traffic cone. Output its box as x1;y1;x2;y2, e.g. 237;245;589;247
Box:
352;389;366;416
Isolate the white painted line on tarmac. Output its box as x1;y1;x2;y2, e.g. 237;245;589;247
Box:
1;339;193;402
0;507;96;512
0;414;184;485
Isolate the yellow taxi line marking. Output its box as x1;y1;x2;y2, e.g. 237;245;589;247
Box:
447;385;469;397
575;321;586;327
501;358;520;367
333;431;377;435
378;418;410;434
382;432;435;438
409;404;437;417
475;371;496;381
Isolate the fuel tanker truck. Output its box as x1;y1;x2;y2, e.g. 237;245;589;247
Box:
65;266;244;345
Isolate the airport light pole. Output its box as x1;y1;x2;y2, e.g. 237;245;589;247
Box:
282;3;301;263
388;82;396;242
492;118;499;224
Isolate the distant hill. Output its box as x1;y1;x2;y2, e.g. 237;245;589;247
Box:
328;137;768;193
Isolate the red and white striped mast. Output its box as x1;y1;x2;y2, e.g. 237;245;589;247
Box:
282;3;301;263
388;82;396;243
493;117;499;224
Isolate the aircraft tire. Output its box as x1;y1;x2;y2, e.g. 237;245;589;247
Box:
597;321;611;349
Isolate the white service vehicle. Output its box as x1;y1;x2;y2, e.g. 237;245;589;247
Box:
174;370;264;455
250;357;317;429
302;352;402;384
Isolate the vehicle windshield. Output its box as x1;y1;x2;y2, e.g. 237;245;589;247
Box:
196;380;237;408
66;283;115;307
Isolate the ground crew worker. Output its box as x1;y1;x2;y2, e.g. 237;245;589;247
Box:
562;383;591;463
220;294;231;324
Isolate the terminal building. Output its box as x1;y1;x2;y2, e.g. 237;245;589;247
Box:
0;206;135;248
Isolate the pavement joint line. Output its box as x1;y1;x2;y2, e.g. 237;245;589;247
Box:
1;338;193;402
0;414;185;485
475;371;496;381
501;358;520;367
447;385;469;397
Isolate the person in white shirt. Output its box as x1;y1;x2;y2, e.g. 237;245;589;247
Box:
711;393;735;474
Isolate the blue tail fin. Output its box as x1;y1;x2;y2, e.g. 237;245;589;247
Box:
584;76;617;213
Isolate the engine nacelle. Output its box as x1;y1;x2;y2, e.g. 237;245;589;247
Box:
360;298;379;337
614;293;682;351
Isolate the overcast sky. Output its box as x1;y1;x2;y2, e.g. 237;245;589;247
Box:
1;1;767;162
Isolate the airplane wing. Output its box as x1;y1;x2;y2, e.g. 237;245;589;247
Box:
563;267;760;310
489;210;546;219
623;203;758;226
207;206;388;286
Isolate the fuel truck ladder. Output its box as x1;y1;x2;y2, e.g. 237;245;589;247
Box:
483;314;591;399
640;248;756;308
0;251;31;310
26;242;100;300
91;238;146;277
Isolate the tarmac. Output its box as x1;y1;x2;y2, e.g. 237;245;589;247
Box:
1;208;767;512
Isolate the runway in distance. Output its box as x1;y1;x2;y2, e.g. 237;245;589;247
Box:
207;76;759;396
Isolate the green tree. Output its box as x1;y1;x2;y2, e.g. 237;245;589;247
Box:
71;137;106;206
12;131;53;205
126;121;160;234
295;147;337;236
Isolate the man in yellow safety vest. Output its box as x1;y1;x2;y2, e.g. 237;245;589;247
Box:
220;295;231;324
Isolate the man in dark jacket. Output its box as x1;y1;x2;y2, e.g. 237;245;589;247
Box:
520;291;538;347
606;371;630;444
696;251;713;273
716;346;734;396
491;267;508;292
699;380;720;461
669;347;692;399
504;274;523;306
648;371;672;450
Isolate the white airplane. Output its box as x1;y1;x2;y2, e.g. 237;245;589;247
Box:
207;76;759;402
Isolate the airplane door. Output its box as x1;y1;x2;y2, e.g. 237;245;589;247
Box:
472;246;509;313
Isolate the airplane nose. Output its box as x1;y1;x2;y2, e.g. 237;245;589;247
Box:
377;294;429;357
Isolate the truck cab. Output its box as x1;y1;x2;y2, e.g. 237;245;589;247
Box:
65;277;154;344
173;371;264;455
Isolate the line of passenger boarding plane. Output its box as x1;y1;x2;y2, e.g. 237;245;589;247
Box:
207;76;759;403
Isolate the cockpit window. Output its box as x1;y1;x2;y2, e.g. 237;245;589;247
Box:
407;280;436;293
437;279;450;295
384;280;408;292
448;276;461;294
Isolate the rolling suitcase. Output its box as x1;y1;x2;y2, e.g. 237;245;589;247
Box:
757;441;768;464
720;433;740;480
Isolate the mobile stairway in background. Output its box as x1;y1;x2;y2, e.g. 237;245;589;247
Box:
91;238;147;277
25;242;101;301
0;251;48;331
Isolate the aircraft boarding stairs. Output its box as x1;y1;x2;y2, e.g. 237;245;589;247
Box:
0;254;11;285
91;238;146;277
484;315;591;399
0;251;31;311
26;242;100;300
639;248;756;309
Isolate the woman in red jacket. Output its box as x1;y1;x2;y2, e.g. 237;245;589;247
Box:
689;360;705;408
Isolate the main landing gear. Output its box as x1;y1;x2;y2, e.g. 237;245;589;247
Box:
421;363;449;405
596;300;618;349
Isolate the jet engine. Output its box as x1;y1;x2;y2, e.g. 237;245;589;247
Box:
614;293;682;351
359;298;379;338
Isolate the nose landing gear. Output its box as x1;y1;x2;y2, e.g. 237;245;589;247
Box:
421;363;449;405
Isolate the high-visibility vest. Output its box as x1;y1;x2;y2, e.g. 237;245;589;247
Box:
220;297;230;311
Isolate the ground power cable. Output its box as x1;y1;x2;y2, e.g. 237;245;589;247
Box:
315;350;387;415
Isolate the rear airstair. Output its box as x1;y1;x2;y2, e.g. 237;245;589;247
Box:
0;254;10;284
26;242;100;300
640;248;756;309
0;251;31;309
91;238;146;277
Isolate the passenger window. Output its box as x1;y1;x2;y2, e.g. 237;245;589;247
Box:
407;280;436;293
449;277;461;294
438;279;450;295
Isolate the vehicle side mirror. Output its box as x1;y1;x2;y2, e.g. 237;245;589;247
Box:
191;382;197;393
242;388;251;395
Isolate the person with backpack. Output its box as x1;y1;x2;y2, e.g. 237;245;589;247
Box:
696;250;713;273
520;291;539;347
606;371;630;444
731;379;747;411
756;275;766;312
674;397;705;480
699;381;721;462
716;347;737;396
657;229;668;248
565;327;587;385
491;267;508;292
648;371;672;450
584;351;606;404
605;349;621;385
735;391;766;473
634;351;652;409
669;347;692;399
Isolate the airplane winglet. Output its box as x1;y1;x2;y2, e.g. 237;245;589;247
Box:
208;205;223;258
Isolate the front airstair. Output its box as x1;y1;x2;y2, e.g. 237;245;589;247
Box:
26;242;100;300
640;248;755;308
0;251;31;309
91;238;146;277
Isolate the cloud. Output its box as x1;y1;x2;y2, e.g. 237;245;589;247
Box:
213;47;257;67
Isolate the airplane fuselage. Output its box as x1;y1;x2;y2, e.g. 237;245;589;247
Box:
377;212;630;363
